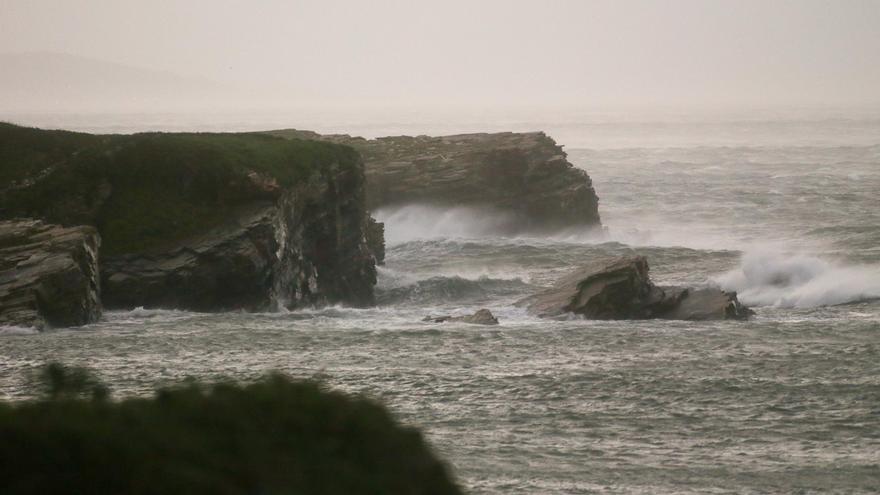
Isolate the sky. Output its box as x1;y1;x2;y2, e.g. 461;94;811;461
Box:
1;0;879;110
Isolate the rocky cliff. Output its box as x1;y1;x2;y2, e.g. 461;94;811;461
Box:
0;219;101;329
267;130;601;231
0;123;378;313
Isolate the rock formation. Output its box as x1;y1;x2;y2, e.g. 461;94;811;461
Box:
423;308;500;325
100;163;377;312
518;256;752;321
365;217;386;266
0;219;101;329
267;130;601;231
0;124;379;312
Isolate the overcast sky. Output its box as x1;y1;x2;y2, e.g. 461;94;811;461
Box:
2;0;879;109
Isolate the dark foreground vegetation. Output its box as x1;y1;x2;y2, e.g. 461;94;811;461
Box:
0;364;462;495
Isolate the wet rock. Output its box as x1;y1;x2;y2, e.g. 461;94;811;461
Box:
366;217;385;266
0;124;380;312
661;287;754;321
102;164;378;312
517;256;752;321
0;219;101;329
423;308;500;325
267;130;602;231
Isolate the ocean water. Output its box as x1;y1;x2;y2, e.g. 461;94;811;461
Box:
2;110;879;493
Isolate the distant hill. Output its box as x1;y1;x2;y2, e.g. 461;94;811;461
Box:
0;52;239;112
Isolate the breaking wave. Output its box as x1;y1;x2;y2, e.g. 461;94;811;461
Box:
715;249;880;308
374;205;520;244
0;325;39;335
376;275;532;306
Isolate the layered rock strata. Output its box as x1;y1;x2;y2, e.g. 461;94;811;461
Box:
518;256;752;321
0;219;101;329
101;170;377;311
267;130;601;231
0;124;379;313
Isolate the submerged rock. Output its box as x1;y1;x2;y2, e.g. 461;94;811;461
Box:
517;256;752;321
0;219;101;329
267;130;602;232
423;308;500;325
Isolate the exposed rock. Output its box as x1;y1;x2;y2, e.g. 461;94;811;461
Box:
423;308;500;325
662;288;754;321
267;130;601;232
0;124;379;312
517;256;752;321
365;217;386;266
0;219;101;329
102;167;377;312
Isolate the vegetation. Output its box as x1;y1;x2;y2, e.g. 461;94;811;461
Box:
0;123;361;255
0;363;463;495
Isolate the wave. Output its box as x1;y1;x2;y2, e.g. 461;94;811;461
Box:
374;203;766;252
376;275;532;306
715;250;880;308
374;204;521;245
0;325;39;335
103;306;205;325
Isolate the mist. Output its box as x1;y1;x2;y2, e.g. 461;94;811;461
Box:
2;0;879;113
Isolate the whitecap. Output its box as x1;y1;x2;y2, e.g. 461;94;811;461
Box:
714;249;880;308
0;325;39;335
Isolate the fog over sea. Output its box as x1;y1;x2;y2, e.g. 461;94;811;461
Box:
2;109;879;494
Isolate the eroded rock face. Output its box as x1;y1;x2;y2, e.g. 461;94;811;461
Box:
0;219;101;329
518;256;752;321
0;124;380;313
267;130;602;231
423;308;500;325
365;217;386;266
102;164;377;312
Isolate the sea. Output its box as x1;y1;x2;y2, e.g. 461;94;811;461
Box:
2;107;879;494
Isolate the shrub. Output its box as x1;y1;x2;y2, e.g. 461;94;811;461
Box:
0;364;462;495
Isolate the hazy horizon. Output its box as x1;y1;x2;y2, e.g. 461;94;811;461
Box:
2;0;880;114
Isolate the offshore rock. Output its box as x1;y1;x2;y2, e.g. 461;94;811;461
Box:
423;308;500;325
267;130;602;231
0;219;101;329
517;256;752;321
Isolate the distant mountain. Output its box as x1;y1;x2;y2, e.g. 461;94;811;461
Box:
0;52;240;112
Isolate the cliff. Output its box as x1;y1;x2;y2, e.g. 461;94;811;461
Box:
0;123;378;312
267;130;601;231
0;219;101;329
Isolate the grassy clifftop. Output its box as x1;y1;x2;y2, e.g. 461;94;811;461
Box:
0;123;360;255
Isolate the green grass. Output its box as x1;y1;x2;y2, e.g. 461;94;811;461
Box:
0;123;361;255
0;363;463;495
0;123;102;186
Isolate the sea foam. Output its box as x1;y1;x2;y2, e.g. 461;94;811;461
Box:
374;204;520;244
715;249;880;308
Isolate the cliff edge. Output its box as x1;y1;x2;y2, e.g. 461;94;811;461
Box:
267;130;601;231
0;123;378;312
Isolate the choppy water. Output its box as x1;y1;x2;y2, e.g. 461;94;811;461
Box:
2;111;879;493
